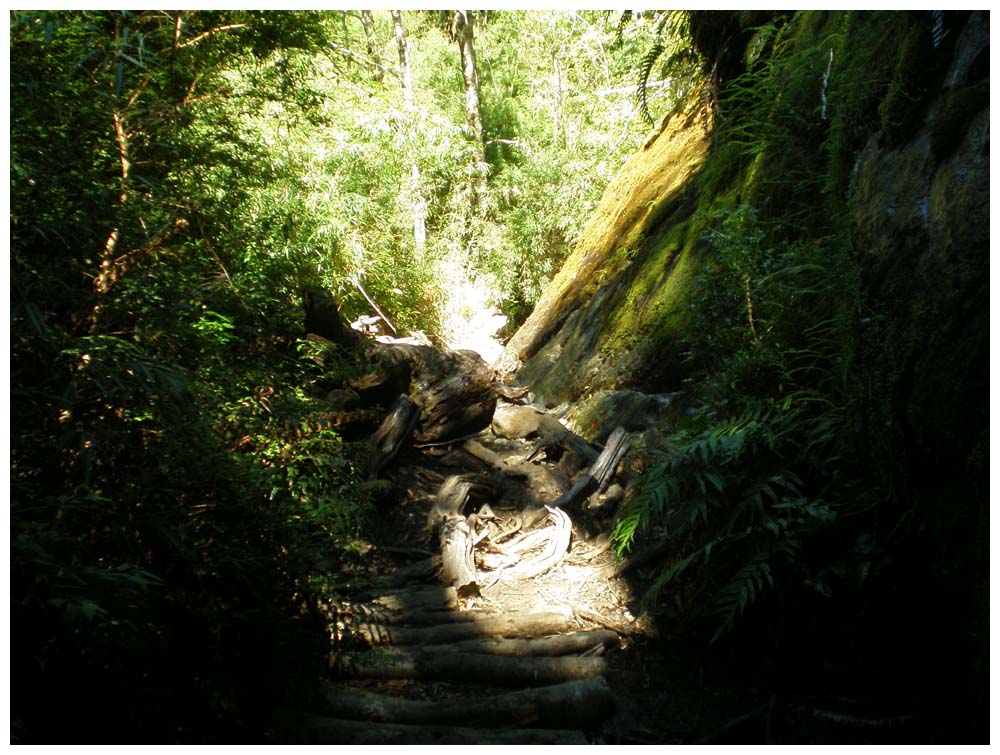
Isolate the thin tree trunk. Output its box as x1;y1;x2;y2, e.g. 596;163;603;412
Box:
454;10;487;204
392;10;426;258
360;10;383;83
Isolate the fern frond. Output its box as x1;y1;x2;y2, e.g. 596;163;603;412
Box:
711;559;773;643
636;41;666;125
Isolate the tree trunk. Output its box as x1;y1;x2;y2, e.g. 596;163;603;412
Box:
392;10;427;258
320;675;614;730
360;10;383;82
453;10;487;203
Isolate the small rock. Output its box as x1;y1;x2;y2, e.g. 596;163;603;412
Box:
491;403;546;439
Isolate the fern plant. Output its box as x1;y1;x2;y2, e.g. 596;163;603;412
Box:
613;202;862;641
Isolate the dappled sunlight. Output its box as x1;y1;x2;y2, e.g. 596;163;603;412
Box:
435;255;507;365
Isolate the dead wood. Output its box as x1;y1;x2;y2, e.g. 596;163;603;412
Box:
572;605;658;638
410;350;497;443
425;475;473;536
368;394;419;477
439;515;477;591
343;611;575;646
320;675;614;730
508;506;572;578
329;649;606;686
332;602;496;628
284;712;589;745
589;425;630;492
418;629;619;657
372;586;457;612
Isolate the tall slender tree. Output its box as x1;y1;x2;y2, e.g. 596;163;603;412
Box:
392;10;426;257
452;10;487;205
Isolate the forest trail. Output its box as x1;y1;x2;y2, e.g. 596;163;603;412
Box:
276;317;680;743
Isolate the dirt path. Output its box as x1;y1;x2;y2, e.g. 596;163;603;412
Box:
279;394;684;744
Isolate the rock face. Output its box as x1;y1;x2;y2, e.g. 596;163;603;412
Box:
498;94;714;407
849;11;989;488
505;11;988;484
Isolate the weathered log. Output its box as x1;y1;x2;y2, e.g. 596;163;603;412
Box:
330;649;606;686
589;425;630;492
425;475;473;536
372;586;457;612
368;394;419;477
333;602;495;628
320;675;614;730
284;712;589;745
508;506;572;578
342;611;575;646
439;515;477;591
419;629;619;657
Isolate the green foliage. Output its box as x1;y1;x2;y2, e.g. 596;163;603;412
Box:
613;203;867;640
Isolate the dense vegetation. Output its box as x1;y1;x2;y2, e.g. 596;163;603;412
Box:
11;9;988;743
9;9;681;741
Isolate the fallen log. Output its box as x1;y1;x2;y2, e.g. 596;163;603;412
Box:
368;394;420;477
344;611;575;646
372;586;457;612
284;713;589;745
418;629;619;657
411;350;497;444
330;649;607;686
332;602;495;627
320;675;614;730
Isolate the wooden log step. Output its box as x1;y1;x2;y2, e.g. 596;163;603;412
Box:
371;586;457;611
336;604;498;627
320;675;615;730
283;713;589;745
417;629;619;657
329;649;607;686
345;611;575;646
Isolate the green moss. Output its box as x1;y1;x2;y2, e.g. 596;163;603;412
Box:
878;20;936;146
931;81;989;159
